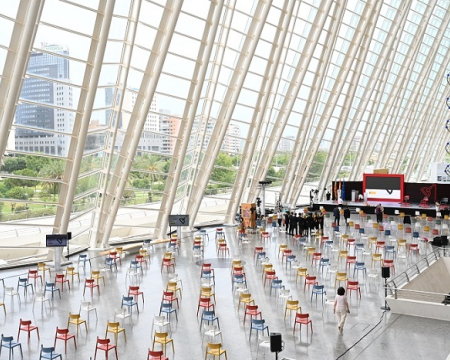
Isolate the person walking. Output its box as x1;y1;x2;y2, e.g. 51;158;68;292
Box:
375;203;384;223
343;206;350;226
285;211;290;233
333;206;340;226
334;286;350;334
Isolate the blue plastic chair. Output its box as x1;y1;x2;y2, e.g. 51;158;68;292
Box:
270;279;284;296
44;282;60;300
319;258;330;276
286;255;297;269
78;254;91;270
0;334;23;360
201;270;215;284
105;257;117;272
232;274;246;290
121;296;139;314
39;345;62;360
199;229;209;243
199;310;220;331
355;243;364;258
385;246;396;260
17;278;34;296
249;319;269;341
353;262;367;279
384;229;391;237
159;302;178;322
129;260;142;273
311;284;326;305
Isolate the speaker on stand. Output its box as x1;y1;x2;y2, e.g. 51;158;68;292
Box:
270;332;282;359
381;266;390;311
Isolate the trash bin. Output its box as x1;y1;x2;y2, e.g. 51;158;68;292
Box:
351;190;358;202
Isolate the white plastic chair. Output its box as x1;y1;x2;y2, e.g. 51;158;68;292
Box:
114;308;132;327
3;287;21;306
151;314;171;335
202;323;223;346
79;300;98;322
32;292;50;314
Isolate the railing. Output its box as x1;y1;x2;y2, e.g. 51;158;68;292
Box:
386;247;450;300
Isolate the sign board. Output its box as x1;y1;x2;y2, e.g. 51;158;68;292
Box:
168;215;189;227
46;234;68;247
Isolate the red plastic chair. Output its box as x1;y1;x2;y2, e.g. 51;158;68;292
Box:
17;319;40;342
135;255;148;269
217;243;230;257
55;274;70;292
94;337;117;360
346;280;361;299
128;286;145;304
161;258;175;273
264;271;278;287
109;251;121;266
293;313;313;334
162;291;179;309
197;296;214;316
147;349;168;360
311;252;322;266
254;247;264;261
244;304;262;324
28;270;43;287
304;276;318;292
383;259;395;276
375;241;386;254
83;279;100;297
54;327;76;353
346;256;357;270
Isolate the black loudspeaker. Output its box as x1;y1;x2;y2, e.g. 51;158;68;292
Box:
67;232;72;240
381;266;390;279
442;235;449;246
270;332;282;353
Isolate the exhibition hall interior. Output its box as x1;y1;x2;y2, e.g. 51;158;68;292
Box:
0;0;450;359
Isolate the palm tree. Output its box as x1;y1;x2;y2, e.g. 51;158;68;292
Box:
39;160;66;199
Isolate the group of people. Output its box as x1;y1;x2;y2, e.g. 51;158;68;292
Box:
283;211;324;236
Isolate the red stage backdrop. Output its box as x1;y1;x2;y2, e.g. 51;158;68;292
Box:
363;174;404;202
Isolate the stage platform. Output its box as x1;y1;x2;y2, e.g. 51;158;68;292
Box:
314;200;449;218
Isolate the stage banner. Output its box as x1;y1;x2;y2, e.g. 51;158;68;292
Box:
363;174;404;202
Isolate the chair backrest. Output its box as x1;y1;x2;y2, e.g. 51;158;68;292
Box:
296;313;310;320
18;278;28;285
252;319;265;326
154;332;168;340
96;337;111;346
286;300;298;307
68;313;80;321
348;281;358;286
148;349;164;358
107;322;120;330
129;286;140;292
246;305;258;311
41;345;57;355
20;319;32;327
56;327;69;335
206;342;223;352
85;279;95;285
67;267;76;273
55;274;65;280
80;301;91;309
123;296;134;303
1;334;13;344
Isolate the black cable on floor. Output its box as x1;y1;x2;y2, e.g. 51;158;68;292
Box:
335;310;387;360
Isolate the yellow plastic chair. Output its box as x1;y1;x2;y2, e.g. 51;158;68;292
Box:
200;286;216;304
371;253;382;268
105;321;126;344
91;270;105;286
238;293;255;310
296;268;308;284
0;302;5;315
278;244;288;257
284;299;301;319
335;272;348;288
152;332;174;355
67;313;88;336
65;267;80;283
205;342;227;360
397;239;407;255
167;281;182;299
37;262;51;279
338;250;348;264
305;247;316;261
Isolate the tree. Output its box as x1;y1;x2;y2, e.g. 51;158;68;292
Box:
39;160;66;199
0;157;27;173
5;169;39;189
131;155;165;187
210;152;235;185
5;186;33;200
306;150;328;181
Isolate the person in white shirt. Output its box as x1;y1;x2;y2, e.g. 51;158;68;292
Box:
334;286;350;334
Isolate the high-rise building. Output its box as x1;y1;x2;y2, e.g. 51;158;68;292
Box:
15;44;73;156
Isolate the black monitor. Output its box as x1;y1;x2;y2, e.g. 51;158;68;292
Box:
46;234;68;247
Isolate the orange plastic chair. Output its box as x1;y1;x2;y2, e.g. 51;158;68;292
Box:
293;313;313;334
17;319;40;342
94;337;117;360
54;327;76;353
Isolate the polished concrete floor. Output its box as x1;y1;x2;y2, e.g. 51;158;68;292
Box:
1;219;450;360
